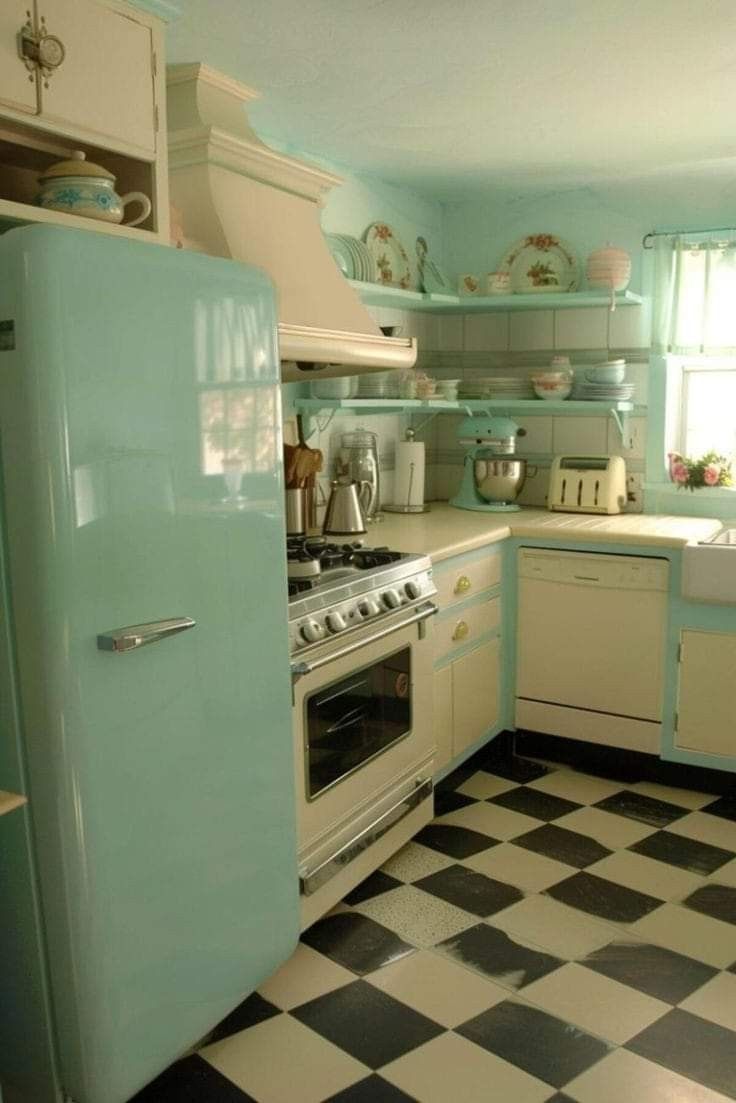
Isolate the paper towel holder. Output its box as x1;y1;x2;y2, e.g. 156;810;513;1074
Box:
383;428;431;515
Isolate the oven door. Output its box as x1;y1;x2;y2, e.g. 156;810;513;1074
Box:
292;603;436;858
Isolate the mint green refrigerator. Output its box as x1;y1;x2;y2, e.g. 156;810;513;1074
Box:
0;226;298;1103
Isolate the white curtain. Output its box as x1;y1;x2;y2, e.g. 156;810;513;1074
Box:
653;234;736;354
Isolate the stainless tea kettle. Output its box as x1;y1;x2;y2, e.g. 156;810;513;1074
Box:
323;477;371;536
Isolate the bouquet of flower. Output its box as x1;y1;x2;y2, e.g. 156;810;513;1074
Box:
668;451;733;491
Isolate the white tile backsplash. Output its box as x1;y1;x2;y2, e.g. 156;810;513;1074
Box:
509;310;554;351
464;313;509;352
436;315;464;351
609;303;651;350
607;415;647;460
553;416;609;455
515;416;553;454
554;308;608;350
518;465;550;508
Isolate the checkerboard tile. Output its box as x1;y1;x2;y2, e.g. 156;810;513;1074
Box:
140;751;736;1102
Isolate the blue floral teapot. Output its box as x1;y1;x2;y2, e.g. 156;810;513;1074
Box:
37;150;151;227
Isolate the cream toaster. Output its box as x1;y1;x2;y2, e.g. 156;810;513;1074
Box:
548;455;627;514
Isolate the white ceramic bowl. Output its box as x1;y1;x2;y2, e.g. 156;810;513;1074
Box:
532;376;572;400
585;361;626;384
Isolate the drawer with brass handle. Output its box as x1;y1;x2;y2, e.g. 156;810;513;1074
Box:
433;596;500;662
435;553;501;610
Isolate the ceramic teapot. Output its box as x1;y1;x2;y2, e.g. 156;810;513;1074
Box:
37;151;152;227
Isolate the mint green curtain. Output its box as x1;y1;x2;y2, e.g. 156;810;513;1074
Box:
652;234;736;355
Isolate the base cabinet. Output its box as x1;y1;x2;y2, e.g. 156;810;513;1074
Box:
434;639;500;773
453;640;500;756
676;629;736;759
433;664;453;771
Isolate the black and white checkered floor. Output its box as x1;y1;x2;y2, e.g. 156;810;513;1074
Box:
135;747;736;1103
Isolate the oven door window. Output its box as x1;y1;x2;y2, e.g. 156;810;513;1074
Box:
305;646;411;799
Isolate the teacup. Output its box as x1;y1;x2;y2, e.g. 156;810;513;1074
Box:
486;271;510;295
459;274;480;296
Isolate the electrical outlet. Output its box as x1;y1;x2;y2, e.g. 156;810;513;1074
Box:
626;472;644;512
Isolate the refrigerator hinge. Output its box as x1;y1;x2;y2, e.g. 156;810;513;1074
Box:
677;642;683;663
673;710;678;732
152;48;158;76
154;103;159;132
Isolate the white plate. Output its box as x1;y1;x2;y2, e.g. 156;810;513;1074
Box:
363;222;412;289
500;233;579;294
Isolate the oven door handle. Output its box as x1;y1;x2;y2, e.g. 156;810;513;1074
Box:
291;602;438;678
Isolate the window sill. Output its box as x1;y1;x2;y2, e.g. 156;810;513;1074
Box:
645;481;736;500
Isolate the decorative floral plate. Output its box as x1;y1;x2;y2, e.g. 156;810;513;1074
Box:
363;222;412;289
500;234;579;293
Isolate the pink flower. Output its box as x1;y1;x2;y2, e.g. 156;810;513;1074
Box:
704;464;721;486
672;462;689;484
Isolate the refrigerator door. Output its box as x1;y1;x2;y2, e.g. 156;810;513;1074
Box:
0;226;298;1103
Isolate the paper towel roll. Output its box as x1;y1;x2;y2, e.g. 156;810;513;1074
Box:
394;440;425;508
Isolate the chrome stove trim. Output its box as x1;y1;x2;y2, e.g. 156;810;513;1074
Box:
291;602;437;678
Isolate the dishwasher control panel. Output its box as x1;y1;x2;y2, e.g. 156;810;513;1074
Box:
518;548;670;591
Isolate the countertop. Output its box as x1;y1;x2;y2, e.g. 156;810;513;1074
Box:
370;504;722;563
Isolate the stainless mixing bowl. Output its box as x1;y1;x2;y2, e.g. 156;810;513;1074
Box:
473;457;528;504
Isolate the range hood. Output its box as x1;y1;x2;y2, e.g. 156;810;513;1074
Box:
166;64;417;381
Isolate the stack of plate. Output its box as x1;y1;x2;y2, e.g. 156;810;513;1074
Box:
325;234;376;282
357;370;401;398
573;381;636;402
483;376;536;400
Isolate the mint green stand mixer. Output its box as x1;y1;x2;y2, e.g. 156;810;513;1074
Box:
450;415;529;513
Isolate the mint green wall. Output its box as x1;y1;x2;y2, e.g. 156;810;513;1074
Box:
442;172;736;296
265;137;445;289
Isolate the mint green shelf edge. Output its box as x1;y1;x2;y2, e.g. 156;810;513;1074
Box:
348;280;644;313
295;398;637;416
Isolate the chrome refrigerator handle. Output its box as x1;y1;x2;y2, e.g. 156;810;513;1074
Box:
97;617;196;653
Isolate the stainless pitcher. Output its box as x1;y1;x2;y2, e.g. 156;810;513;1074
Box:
337;429;380;521
322;477;370;536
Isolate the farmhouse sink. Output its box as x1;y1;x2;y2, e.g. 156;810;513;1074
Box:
682;526;736;603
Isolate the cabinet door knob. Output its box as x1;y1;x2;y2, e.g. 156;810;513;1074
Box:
454;575;471;594
452;620;469;641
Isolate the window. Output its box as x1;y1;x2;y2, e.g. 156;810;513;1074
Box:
680;358;736;464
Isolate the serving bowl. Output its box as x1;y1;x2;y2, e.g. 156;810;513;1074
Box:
531;371;572;400
585;360;626;384
473;457;528;503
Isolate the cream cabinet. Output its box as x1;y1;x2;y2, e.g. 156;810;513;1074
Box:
0;4;39;115
675;629;736;760
3;0;159;156
0;0;168;240
432;545;503;774
452;639;500;757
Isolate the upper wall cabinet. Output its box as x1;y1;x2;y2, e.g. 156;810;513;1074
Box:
1;5;39;115
0;0;168;242
3;0;158;158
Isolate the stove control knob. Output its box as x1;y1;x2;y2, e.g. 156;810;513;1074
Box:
326;611;347;633
404;580;422;600
382;589;401;610
358;598;380;618
300;620;326;644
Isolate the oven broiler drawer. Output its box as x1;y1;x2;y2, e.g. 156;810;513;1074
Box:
299;776;433;895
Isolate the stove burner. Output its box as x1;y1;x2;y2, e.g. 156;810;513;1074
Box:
287;536;402;573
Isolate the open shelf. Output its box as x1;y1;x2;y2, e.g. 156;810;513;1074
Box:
0;118;163;241
348;280;643;313
295;397;636;416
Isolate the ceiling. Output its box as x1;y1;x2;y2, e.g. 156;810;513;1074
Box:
167;0;736;199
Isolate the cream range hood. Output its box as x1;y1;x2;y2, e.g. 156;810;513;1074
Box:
166;64;417;382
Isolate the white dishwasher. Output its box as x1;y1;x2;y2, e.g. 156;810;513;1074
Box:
516;548;669;754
